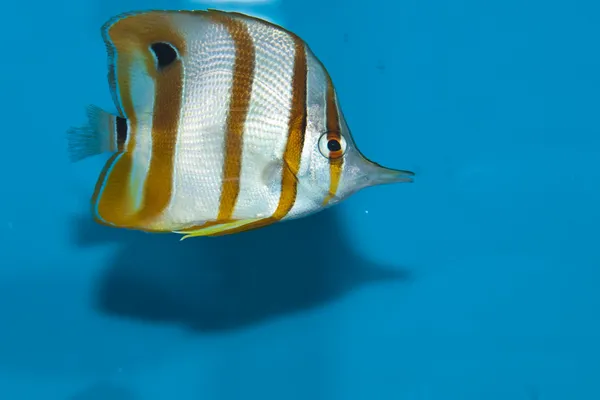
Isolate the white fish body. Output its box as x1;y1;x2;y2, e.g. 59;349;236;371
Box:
66;9;414;238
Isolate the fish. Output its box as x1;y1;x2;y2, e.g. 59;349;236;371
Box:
66;9;415;239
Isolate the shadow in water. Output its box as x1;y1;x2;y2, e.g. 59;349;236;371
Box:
69;381;137;400
74;208;411;333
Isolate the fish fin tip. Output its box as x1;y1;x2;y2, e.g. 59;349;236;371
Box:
174;228;204;240
67;105;118;163
174;218;266;238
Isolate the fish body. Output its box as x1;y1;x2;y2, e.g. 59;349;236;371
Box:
67;9;414;239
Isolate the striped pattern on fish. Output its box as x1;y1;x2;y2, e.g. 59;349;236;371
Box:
66;9;415;239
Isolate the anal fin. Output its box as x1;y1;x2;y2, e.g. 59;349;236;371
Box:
92;151;145;228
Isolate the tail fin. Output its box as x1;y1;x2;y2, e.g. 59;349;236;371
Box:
66;105;120;162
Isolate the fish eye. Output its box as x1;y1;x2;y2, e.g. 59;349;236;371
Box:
318;132;347;159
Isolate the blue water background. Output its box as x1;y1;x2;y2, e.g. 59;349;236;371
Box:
1;0;598;398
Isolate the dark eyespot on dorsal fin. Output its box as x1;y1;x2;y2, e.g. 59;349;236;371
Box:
150;42;178;70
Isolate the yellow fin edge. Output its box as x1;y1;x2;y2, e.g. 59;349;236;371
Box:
174;218;263;240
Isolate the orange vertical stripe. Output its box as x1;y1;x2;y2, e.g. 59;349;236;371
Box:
322;75;344;206
203;34;309;236
209;11;256;222
271;36;308;219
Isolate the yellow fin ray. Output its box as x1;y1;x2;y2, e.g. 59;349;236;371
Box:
174;218;265;240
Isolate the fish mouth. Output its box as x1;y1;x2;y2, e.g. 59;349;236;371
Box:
363;160;415;186
372;166;415;184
